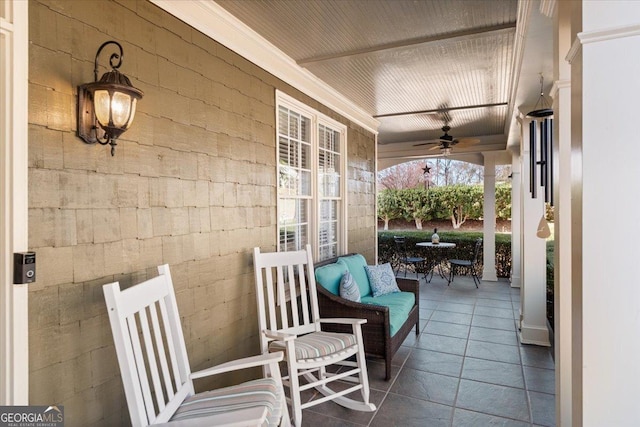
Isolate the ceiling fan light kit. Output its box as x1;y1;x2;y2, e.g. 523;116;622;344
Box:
413;124;480;156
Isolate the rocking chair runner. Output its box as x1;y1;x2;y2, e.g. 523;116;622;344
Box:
253;245;376;427
104;264;290;427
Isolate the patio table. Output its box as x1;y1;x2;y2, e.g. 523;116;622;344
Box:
416;242;456;282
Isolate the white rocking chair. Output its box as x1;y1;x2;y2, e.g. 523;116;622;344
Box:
103;264;290;427
253;245;376;427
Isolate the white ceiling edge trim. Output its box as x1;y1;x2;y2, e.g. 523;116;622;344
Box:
539;0;556;18
578;23;640;45
503;0;532;139
150;0;379;134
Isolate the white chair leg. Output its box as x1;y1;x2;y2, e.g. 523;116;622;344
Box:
290;373;302;427
356;344;371;403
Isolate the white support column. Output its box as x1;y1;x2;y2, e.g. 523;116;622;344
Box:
481;153;497;281
509;151;522;288
0;0;30;405
580;2;640;424
553;0;573;424
519;117;550;347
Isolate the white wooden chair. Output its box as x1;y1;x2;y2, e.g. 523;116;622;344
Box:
103;264;291;427
253;245;376;427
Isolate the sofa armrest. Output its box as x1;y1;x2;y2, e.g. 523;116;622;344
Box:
396;277;419;296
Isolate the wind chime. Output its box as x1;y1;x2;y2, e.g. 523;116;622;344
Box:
526;75;554;238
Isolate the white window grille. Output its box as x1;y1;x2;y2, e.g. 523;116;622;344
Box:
276;91;346;260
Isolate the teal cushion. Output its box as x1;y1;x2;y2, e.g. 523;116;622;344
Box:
339;271;361;302
361;292;415;337
315;263;348;295
364;263;400;297
337;254;371;297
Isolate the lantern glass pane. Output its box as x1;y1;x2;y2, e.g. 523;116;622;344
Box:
111;91;132;127
93;90;111;126
126;98;138;129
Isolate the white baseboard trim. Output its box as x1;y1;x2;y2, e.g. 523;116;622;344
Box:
519;322;551;346
481;269;498;282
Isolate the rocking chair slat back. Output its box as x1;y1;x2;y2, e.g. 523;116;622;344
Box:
104;265;194;426
253;245;319;341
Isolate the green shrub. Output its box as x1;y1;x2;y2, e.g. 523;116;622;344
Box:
379;231;512;278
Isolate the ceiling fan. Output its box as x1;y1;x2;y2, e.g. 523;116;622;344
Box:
413;125;479;155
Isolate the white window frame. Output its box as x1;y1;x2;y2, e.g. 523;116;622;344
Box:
276;90;347;260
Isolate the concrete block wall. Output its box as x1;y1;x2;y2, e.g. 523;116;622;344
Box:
27;1;376;426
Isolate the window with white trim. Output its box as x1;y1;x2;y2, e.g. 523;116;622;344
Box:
276;91;346;260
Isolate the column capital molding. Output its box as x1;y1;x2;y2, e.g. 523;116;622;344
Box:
565;37;581;64
579;23;640;45
550;79;571;98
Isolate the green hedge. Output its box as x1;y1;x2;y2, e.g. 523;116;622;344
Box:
379;231;512;278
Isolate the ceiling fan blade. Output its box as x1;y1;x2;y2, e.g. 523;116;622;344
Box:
413;139;441;147
454;138;480;147
428;144;442;151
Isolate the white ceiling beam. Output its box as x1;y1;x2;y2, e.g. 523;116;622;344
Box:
298;22;517;66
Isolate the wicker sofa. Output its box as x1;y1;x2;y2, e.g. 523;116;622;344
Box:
314;254;420;380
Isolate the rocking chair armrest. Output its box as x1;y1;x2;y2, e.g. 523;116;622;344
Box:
190;352;284;380
319;318;367;326
262;329;296;341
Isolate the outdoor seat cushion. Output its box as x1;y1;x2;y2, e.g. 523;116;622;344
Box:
269;331;357;361
360;292;416;337
170;377;283;426
315;262;348;295
337;254;371;297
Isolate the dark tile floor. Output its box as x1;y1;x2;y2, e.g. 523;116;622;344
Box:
300;274;556;427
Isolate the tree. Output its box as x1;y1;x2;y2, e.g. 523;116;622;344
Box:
439;185;483;229
377;160;427;189
398;188;431;229
377;189;402;230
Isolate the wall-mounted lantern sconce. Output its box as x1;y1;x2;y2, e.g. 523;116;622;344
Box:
77;41;143;156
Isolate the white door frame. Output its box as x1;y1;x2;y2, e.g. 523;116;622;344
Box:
0;0;29;405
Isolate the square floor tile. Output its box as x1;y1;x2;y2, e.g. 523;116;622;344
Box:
469;326;519;346
391;367;459;405
474;305;515;319
520;344;555;369
415;333;467;356
452;408;530;427
529;391;556;426
365;360;400;390
301;410;363;427
431;310;473;325
405;348;464;377
524;366;555;394
425;320;470;339
461;357;524;388
435;301;475;314
475;291;512;301
475;298;514;309
465;340;521;364
305;386;384;425
419;308;434;320
391;345;412;366
471;314;517;331
456;379;530;422
421;300;441;310
370;393;452;427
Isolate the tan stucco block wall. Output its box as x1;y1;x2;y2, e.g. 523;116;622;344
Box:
27;1;376;425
